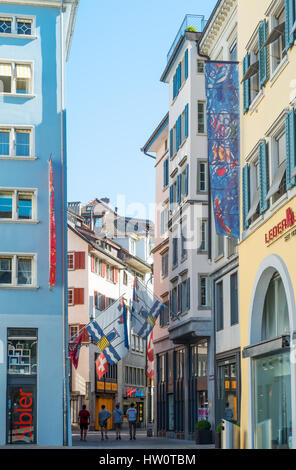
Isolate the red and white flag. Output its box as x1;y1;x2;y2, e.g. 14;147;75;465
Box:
49;158;56;287
69;334;83;369
96;352;108;380
147;330;154;380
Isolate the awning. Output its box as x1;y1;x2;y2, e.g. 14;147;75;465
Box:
17;18;32;24
16;64;31;79
263;22;285;47
0;63;12;76
0;17;12;22
241;61;259;83
265;163;286;200
246;190;259;221
242;335;290;359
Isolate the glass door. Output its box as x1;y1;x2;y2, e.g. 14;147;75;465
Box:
7;383;36;444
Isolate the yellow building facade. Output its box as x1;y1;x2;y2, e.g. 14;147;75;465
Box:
238;0;296;449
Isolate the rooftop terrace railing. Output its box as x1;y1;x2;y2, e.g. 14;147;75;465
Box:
167;14;207;63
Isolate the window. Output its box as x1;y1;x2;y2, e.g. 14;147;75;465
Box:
172;236;178;267
17;18;32;35
197;101;206;134
215;233;224;258
130;239;136;255
68;288;74;305
199;220;208;252
0;62;32;95
181;279;188;313
171;286;178;317
250;47;260;102
0;127;33;158
160;300;169;327
247;158;260;224
0;254;34;287
7;328;37;375
161;252;168;278
199;275;209;308
123;271;128;285
181;221;187;260
197;161;208;192
160;206;169;236
67;253;74;270
0;16;34;36
197;60;204;73
268;3;286;75
0;189;35;221
176;349;185;379
163;158;169;188
229;41;237;61
216;281;224;331
198;340;208;377
159;355;166;383
0;17;12;33
262;274;289;340
230;272;239;325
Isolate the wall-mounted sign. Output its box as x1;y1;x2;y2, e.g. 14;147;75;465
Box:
265;208;295;245
125;387;144;398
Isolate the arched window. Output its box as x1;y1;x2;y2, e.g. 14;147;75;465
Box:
261;274;289;340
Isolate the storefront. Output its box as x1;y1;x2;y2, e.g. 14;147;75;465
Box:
216;351;240;424
240;202;296;449
6;328;38;444
94;354;118;431
123;387;145;426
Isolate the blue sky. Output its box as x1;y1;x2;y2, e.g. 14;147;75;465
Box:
66;0;217;220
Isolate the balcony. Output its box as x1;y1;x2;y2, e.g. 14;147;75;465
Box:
167;14;207;63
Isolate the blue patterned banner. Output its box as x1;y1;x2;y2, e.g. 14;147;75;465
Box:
205;61;240;239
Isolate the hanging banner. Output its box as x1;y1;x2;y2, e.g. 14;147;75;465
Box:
49;158;56;286
205;61;240;239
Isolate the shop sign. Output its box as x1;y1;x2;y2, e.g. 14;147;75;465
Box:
12;388;34;443
198;408;208;420
126;387;144;398
265;207;295;244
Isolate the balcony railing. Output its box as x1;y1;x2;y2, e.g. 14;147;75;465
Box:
167;14;207;63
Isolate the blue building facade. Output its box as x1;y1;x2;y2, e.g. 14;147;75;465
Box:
0;0;78;446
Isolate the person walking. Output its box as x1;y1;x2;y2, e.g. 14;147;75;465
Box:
126;402;137;440
113;403;123;440
78;404;90;441
98;404;111;440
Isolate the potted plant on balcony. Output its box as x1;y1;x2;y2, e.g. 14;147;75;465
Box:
215;422;223;449
195;419;212;445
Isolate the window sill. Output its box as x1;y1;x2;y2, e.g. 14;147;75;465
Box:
214;254;224;263
0;285;39;290
270;192;288;212
249;89;264;114
270;55;289;87
0;93;35;99
0;219;39;224
0;155;37;160
0;33;37;40
248;214;263;231
196;132;207;136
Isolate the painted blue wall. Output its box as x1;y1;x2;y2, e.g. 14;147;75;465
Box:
0;4;66;446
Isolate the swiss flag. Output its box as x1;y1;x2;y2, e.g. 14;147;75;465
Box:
96;352;108;380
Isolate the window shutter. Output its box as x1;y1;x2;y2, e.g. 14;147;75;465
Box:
113;268;119;284
178;62;182;92
242;164;250;230
185;49;188;79
285;0;296;49
286;110;296;190
94;290;98;308
163;159;169;187
177;174;182;203
259;20;268;88
176;119;179;152
173;73;176;100
74;288;84;305
243;54;251;113
178;115;182;148
187;278;190;310
177;284;182;314
185;104;189;138
75;252;85;270
91;255;95;272
258;140;269;213
185;164;189;196
169;184;174;206
170;129;173;159
169;290;172;317
101;263;106;278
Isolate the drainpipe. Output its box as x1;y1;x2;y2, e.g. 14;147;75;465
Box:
60;0;70;447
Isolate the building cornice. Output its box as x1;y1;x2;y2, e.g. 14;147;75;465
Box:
199;0;236;57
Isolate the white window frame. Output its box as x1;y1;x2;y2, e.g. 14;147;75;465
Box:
67;252;74;271
0;187;37;222
199;275;210;308
268;0;286;78
197;60;205;74
68;288;74;306
197;101;206;134
0;60;34;97
199;219;208;252
266;115;287;207
0;253;37;288
0;13;36;38
0;125;35;159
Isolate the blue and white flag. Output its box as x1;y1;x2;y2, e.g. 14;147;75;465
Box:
86;298;129;365
131;278;164;339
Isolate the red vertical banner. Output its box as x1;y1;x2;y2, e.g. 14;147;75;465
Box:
49;158;56;286
147;329;154;382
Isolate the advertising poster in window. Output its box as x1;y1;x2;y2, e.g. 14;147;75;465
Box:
7;385;36;444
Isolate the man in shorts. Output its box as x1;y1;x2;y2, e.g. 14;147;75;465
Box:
78;404;90;441
126;402;137;440
113;403;123;440
98;404;111;440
